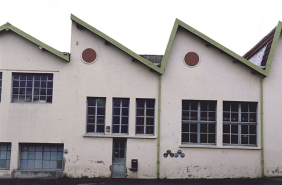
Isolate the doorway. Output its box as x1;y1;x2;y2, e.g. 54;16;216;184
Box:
112;138;126;177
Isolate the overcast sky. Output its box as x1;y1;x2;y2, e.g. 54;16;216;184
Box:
1;0;282;55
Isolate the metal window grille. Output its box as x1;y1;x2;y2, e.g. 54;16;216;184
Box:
12;73;53;103
112;98;129;134
223;101;257;146
182;100;217;144
0;143;11;169
136;99;155;135
87;97;106;133
19;144;63;170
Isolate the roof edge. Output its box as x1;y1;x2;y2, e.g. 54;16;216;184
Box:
0;23;70;62
264;21;282;76
70;14;163;74
160;18;267;76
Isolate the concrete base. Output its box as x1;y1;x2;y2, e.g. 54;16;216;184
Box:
13;170;63;179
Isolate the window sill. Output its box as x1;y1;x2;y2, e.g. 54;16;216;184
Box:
179;145;261;150
83;133;157;139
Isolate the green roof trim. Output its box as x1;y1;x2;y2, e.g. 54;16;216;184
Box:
71;14;163;74
161;19;269;76
264;21;282;76
0;22;70;62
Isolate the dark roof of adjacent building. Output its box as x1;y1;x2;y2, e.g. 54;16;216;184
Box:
140;55;163;66
241;27;276;67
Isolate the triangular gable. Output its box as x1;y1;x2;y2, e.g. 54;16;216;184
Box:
70;14;163;74
0;22;70;62
160;19;271;76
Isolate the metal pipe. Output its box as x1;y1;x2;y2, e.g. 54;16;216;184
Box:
260;75;264;177
157;75;162;179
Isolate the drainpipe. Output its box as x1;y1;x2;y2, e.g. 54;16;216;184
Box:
260;75;264;177
157;75;162;179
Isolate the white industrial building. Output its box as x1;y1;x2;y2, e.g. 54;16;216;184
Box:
0;14;282;179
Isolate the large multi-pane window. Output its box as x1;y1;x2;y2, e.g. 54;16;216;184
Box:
182;100;216;144
112;98;129;134
0;143;11;169
86;97;106;133
0;72;2;102
223;101;257;146
19;144;63;170
136;99;155;135
12;73;53;103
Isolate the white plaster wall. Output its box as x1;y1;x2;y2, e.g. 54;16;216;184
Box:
0;22;159;179
263;34;282;177
160;27;261;178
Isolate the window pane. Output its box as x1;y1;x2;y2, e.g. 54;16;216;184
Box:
200;134;207;143
113;117;120;125
200;124;207;133
146;109;154;116
249;103;257;112
146;99;155;108
137;99;145;108
231;113;238;122
190;112;197;120
121;126;128;133
88;107;96;115
209;124;216;133
190;124;197;132
182;133;189;142
223;102;230;111
231;125;238;134
250;113;256;122
223;134;230;144
113;125;119;133
136;126;144;134
241;102;248;112
87;124;95;132
182;123;189;132
250;136;256;144
208;112;216;121
122;99;129;107
146;118;154;125
241;113;248;122
113;108;120;116
208;134;216;143
97;108;105;115
146;126;154;134
121;117;128;125
190;134;197;143
97;98;105;106
137;109;144;116
231;102;238;111
113;99;120;107
122;108;129;116
182;101;189;110
241;135;248;144
96;125;104;133
231;135;238;144
136;117;144;125
200;112;207;121
87;98;96;106
241;125;248;134
250;125;256;134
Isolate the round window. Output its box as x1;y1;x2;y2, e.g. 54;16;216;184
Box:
184;52;200;67
82;48;97;64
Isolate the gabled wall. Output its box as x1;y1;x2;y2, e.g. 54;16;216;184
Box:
263;34;282;177
160;27;262;178
0;21;160;178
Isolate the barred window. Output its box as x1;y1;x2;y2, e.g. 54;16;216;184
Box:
112;98;129;134
19;144;63;170
0;143;11;169
136;99;155;135
223;101;257;146
182;100;216;144
12;73;53;103
87;97;106;133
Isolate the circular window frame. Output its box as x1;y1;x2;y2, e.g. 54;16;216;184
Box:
81;48;98;64
183;51;200;68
